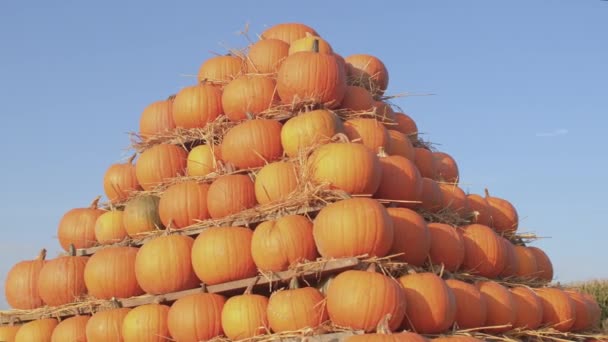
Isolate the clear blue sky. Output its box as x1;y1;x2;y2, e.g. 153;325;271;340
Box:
1;1;606;309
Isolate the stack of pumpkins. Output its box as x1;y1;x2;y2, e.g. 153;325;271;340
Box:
1;22;605;342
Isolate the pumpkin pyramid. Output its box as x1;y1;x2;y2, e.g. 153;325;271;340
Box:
1;22;605;342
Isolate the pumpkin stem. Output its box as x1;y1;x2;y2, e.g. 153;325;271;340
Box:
153;296;166;304
377;146;388;158
245;112;255;120
200;284;208;293
289;276;300;290
167;94;177;101
484;188;490;198
109;297;122;308
244;276;260;295
37;248;47;261
68;244;77;257
312;38;320;53
127;154;137;164
376;314;392;334
366;263;378;273
90;196;102;209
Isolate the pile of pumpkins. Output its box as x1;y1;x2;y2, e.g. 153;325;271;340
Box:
1;22;604;342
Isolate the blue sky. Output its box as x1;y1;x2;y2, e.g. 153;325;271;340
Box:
0;1;606;309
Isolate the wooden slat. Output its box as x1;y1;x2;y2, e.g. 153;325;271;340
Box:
281;332;362;342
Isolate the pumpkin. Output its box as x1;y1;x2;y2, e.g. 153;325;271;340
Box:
438;184;468;214
186;145;219;177
499;237;517;278
462;224;507;278
197;55;243;84
414;148;438;180
476;281;516;333
57;197;104;251
251;215;318;272
281;109;344;157
260;22;319;44
345;54;389;96
14;318;58;342
246;39;290;73
221;291;269;340
466;194;492;226
221;75;278;121
277;42;346;108
158;181;210;228
445;279;487;329
103;155;142;203
387;130;415;161
84;246;143;299
386;208;430;266
420;178;443;212
427;223;465;272
344;118;390;153
191;226;257;285
527;246;554;282
510;286;543;330
267;278;328;332
289;35;333;54
485;189;519;233
122;304;171;342
221;119;283;169
313;198;393;258
340;85;374;111
37;246;88;306
4;249;46;309
581;292;602;329
51;315;89;342
535;288;577;332
123;195;164;237
167;293;226;342
94;210;127;245
326;265;406;332
0;325;19;342
254;161;299;204
135;235;199;294
139;96;176;138
570;291;596;331
135;144;187;190
374;101;395;122
393;112;418;140
375;155;423;207
398;273;456;334
206;174;257;219
172;83;223;129
434;152;459;183
309;142;381;195
513;246;538;279
85;308;131;342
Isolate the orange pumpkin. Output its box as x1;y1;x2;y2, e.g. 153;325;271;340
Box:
467;194;492;226
158;181;210;228
462;224;507;278
254;161;299;204
103;155;142;203
476;281;516;333
122;304;171;342
191;226;257;285
387;208;430;266
414;147;437;180
246;39;290;73
375;155;423;207
135;144;187;190
434;152;459;183
267;278;328;332
565;291;593;332
309;142;381;195
374;101;395;122
135;235;199;295
445;279;487;329
85;308;131;342
280;109;344;157
51;315;89;342
345;54;389;96
393;112;418;140
123;194;164;237
399;273;456;334
581;292;602;329
221;119;283;169
535;288;576;332
387;130;415;161
420;178;443;212
327;266;406;332
37;247;88;306
260;22;319;44
289;35;333;54
84;246;142;299
427;223;465;272
251;215;318;272
277;44;346;108
513;246;538;278
485;189;519;233
510;286;543;330
139;96;176;138
527;246;554;282
344;118;390;153
340;85;374;111
313;198;393;258
197;55;243;84
167;293;226;342
186;145;219;177
172;83;223;129
0;325;19;342
206;174;257;219
499;237;517;278
438;184;468;214
57;197;104;251
221;292;269;340
94;210;127;245
14;318;58;342
346;332;429;342
221;75;278;121
4;249;46;310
